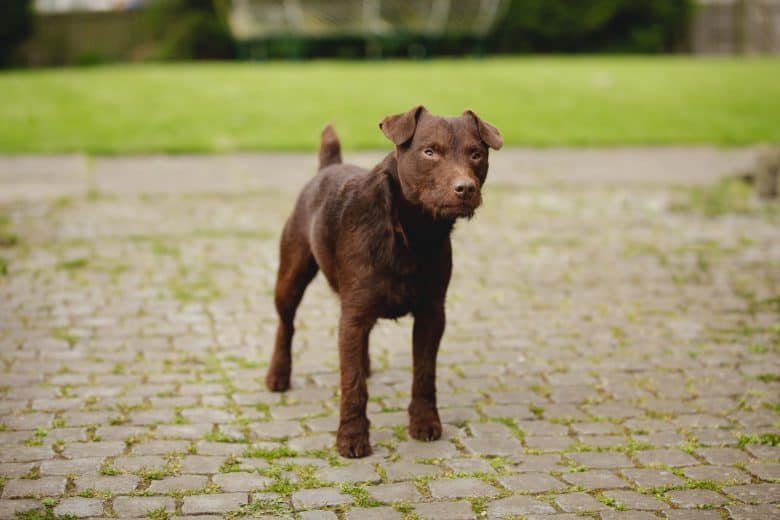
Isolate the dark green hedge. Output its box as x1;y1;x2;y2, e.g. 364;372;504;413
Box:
244;0;694;59
0;0;34;66
490;0;695;53
6;0;695;66
147;0;235;60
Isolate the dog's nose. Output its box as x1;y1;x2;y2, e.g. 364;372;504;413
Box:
453;179;476;199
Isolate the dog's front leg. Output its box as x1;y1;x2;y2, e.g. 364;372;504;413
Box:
336;308;375;458
409;304;444;441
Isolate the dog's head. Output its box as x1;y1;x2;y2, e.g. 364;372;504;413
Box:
380;106;502;220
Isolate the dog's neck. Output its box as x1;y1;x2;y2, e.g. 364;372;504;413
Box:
376;153;454;248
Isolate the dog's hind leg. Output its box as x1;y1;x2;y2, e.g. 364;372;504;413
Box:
266;224;318;392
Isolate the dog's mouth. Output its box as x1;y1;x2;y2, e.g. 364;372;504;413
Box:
436;202;477;219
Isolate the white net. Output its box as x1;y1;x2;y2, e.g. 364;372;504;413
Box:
229;0;510;39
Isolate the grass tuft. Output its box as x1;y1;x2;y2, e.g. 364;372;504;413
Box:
243;445;298;459
225;497;293;518
204;431;245;443
145;507;170;520
340;482;382;507
687;479;721;491
670;177;761;217
57;258;89;270
756;373;780;383
0;232;18;247
737;432;780;447
597;494;627;511
264;477;296;495
15;510;76;520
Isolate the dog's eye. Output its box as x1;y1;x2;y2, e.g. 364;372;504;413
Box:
423;148;435;157
470;152;482;161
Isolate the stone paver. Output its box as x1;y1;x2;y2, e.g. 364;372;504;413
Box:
112;496;175;517
563;469;629;490
180;455;224;474
182;493;249;515
396;440;458;458
383;461;442;481
315;463;381;483
622;469;685;489
487;495;557;516
146;474;209;493
429;477;500;499
345;506;401;520
292;488;353;509
74;474;140;493
666;489;728;508
696;447;752;465
681;465;752;484
602;513;658;520
634;449;699;468
725;504;780;520
745;463;780;481
414;500;476;520
569;450;634;468
664;511;722;520
367;482;423;503
602;490;666;510
2;477;66;498
113;455;167;472
462;436;523;455
62;441;124;458
526;516;580;520
53;497;104;518
39;457;102;476
498;472;567;493
0;149;778;519
0;499;41;518
299;511;338;520
445;457;494;474
555;492;611;513
722;483;780;504
212;471;272;492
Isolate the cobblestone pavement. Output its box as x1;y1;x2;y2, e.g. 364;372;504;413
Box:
0;149;778;519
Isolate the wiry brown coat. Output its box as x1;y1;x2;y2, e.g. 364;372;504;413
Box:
266;106;503;457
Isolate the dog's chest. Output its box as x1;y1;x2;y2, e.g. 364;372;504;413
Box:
375;271;417;319
372;239;436;319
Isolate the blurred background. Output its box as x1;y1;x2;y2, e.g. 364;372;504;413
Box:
3;0;780;67
0;1;778;154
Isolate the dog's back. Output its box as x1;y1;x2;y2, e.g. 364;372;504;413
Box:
284;125;376;294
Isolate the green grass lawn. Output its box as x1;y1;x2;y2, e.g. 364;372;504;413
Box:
0;57;778;153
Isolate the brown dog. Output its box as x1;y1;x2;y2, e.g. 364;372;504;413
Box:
266;106;502;458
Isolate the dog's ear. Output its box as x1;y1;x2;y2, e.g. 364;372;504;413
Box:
463;109;503;150
379;106;427;146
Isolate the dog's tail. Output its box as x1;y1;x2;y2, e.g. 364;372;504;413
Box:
319;123;342;170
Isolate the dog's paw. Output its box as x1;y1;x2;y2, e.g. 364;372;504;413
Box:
409;416;442;441
265;370;290;392
336;430;372;458
408;400;442;441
